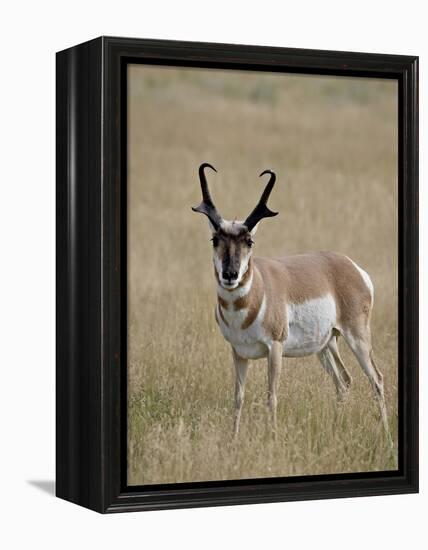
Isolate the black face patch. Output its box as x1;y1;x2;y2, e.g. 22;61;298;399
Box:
213;229;253;283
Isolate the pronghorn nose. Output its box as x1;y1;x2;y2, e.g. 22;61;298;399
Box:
223;269;238;281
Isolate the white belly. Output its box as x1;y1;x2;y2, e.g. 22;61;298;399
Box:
217;292;337;360
282;294;337;357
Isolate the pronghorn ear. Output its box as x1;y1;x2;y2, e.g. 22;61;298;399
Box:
250;223;259;236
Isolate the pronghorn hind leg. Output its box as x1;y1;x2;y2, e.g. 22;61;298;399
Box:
267;341;282;437
328;335;352;391
317;345;349;402
231;347;249;437
342;329;393;447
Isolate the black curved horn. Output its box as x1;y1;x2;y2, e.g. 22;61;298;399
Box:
191;163;223;230
243;170;278;232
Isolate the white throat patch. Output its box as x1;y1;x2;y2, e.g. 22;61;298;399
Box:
217;269;253;303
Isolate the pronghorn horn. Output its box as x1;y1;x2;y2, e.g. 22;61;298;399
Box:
192;163;223;230
244;170;278;231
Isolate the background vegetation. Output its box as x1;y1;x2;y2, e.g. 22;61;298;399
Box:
127;66;398;485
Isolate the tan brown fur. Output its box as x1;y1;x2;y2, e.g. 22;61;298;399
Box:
240;266;264;330
233;296;247;311
253;251;372;339
236;263;252;288
218;296;229;310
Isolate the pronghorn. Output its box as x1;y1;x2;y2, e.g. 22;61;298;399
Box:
192;163;391;444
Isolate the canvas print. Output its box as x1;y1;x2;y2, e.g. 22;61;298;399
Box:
127;65;398;486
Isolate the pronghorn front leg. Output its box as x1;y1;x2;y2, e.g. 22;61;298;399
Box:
232;347;248;436
267;341;282;436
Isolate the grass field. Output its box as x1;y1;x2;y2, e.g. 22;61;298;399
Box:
127;66;398;485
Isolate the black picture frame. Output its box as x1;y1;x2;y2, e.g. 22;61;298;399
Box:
56;36;419;513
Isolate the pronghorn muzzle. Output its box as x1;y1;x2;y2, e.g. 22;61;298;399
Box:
221;246;241;284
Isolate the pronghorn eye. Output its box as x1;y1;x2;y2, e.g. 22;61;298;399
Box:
246;238;254;248
211;236;219;247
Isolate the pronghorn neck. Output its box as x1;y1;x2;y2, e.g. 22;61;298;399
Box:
215;258;266;336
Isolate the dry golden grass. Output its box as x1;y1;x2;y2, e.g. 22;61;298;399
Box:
127;66;398;485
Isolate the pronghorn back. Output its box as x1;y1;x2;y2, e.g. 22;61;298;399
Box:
256;251;373;335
